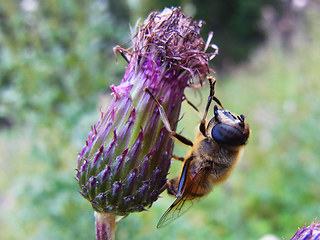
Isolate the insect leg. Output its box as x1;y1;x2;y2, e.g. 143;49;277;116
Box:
166;177;179;196
144;88;193;146
113;45;130;63
172;155;184;162
199;76;224;136
183;95;200;113
159;182;169;194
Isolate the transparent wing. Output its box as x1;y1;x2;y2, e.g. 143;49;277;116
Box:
157;194;194;228
157;168;208;228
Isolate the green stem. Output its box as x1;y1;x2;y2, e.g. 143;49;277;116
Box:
95;212;117;240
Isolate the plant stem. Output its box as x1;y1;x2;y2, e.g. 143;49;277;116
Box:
95;212;117;240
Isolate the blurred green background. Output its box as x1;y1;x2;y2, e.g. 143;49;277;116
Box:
0;0;319;239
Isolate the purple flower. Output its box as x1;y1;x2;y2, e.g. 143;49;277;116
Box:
76;7;215;217
290;220;320;240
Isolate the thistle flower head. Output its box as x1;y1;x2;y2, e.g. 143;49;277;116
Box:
290;220;320;240
76;7;216;216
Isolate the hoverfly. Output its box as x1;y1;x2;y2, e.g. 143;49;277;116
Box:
145;77;250;228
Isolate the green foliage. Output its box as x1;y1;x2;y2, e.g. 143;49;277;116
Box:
0;0;129;126
0;1;319;240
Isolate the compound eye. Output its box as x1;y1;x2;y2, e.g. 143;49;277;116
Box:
211;124;249;146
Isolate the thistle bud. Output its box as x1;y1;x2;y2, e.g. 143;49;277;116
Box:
290;220;320;240
75;7;216;239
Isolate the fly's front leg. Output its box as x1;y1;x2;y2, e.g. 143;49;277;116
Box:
199;76;224;137
144;88;193;147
